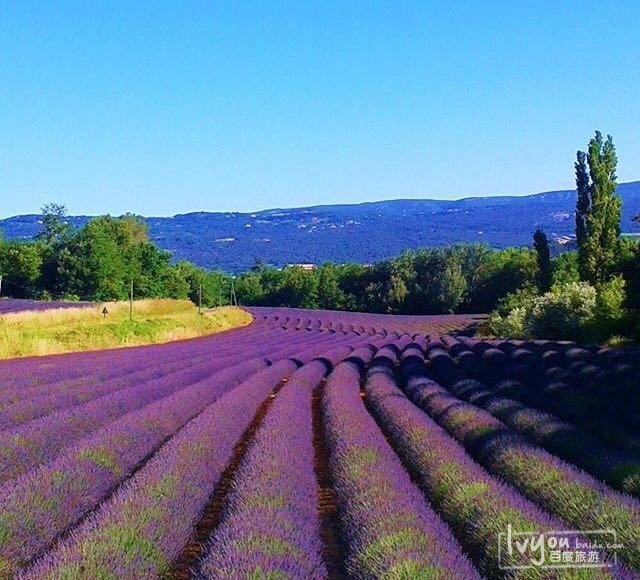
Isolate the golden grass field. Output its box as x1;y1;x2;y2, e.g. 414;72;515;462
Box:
0;300;252;359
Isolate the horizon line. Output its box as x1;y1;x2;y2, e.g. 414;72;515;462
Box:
1;179;638;221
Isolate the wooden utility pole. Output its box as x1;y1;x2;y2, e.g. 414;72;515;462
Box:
198;283;202;315
0;274;3;298
129;279;134;322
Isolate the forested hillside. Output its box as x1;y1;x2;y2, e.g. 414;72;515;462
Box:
2;182;639;271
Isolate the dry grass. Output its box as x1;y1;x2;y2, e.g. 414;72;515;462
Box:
0;300;252;359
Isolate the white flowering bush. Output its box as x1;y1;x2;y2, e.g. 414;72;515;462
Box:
525;282;596;339
487;282;602;340
486;304;528;337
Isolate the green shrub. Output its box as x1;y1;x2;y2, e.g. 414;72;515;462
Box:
485;288;536;337
487;278;636;343
586;276;631;340
485;304;528;337
526;282;596;340
487;283;595;341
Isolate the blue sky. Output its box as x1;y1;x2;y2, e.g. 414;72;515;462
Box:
1;1;638;217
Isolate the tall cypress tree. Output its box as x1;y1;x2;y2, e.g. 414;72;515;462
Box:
533;228;552;293
575;151;590;262
574;131;621;284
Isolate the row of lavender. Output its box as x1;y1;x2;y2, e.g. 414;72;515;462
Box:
2;307;639;578
445;335;640;453
15;335;474;579
248;306;483;337
1;307;412;576
15;339;640;577
0;306;477;389
1;306;475;455
15;336;385;578
0;325;361;576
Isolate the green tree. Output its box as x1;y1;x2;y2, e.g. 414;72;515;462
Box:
37;204;73;292
361;259;410;313
619;242;640;311
552;251;580;286
277;266;319;308
533;228;552;293
410;249;448;313
0;242;43;297
235;271;265;305
334;263;368;311
435;260;467;313
132;243;175;298
55;215;157;300
454;244;492;308
252;268;281;304
575;131;621;284
161;264;191;300
575;151;590;255
472;248;537;312
37;203;71;246
172;262;230;307
201;270;232;307
316;264;346;310
387;254;414;312
387;272;409;311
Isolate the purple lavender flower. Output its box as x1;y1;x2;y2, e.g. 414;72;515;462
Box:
323;348;480;578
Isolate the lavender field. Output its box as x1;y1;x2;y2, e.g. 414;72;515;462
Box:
0;298;92;316
1;307;639;579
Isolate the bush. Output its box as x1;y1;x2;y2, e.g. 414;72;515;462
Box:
487;278;636;343
587;276;631;341
526;282;596;340
487;283;597;341
485;304;528;337
485;288;536;337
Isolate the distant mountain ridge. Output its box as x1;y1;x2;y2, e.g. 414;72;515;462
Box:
2;181;639;273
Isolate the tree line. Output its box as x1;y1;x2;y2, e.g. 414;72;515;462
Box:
0;204;551;315
0;209;541;316
234;245;540;314
0;206;216;305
